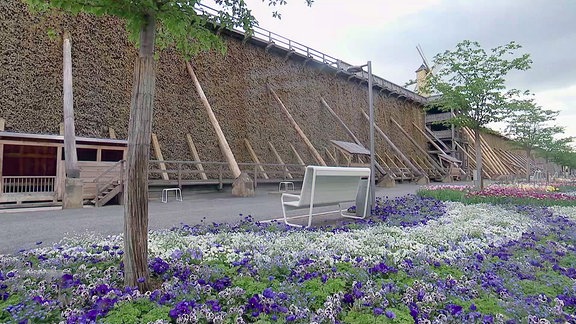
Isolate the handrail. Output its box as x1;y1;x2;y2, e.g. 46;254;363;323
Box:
194;3;427;104
93;160;125;203
1;176;56;194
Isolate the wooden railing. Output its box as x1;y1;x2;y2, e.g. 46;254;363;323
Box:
93;160;125;200
195;3;426;104
149;160;306;188
1;176;56;194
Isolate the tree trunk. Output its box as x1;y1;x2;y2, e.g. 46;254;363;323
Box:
474;128;484;190
525;148;531;182
123;14;156;291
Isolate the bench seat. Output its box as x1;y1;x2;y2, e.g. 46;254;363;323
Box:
281;166;371;227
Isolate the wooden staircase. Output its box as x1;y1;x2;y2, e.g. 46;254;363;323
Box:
90;160;125;207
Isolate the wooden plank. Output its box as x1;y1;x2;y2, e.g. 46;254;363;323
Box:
186;134;208;180
289;144;306;166
62;31;80;179
456;134;495;179
424;125;451;152
361;111;422;176
0;118;5;131
244;139;269;180
109;127;117;139
391;118;445;174
268;141;293;179
268;85;326;166
151;133;169;180
187;61;241;178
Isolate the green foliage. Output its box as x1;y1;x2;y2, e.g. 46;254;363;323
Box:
302;277;347;309
559;254;576;268
232;276;268;298
0;295;21;322
428;40;532;129
342;306;412;323
417;189;466;202
433;264;464;279
104;298;171;324
46;28;59;41
417;188;576;207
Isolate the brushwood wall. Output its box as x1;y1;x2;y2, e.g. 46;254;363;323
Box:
0;0;428;176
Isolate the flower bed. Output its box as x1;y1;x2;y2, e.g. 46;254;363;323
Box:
0;196;575;323
418;183;576;206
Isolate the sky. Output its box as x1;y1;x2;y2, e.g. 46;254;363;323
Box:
207;0;576;140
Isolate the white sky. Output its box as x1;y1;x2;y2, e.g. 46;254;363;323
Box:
207;0;576;140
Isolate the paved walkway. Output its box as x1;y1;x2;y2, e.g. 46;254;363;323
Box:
0;183;425;254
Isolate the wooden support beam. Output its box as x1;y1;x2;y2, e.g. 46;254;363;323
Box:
269;141;293;179
456;133;495;178
62;31;79;178
424;125;451;152
462;128;506;176
391;118;445;174
412;122;448;155
289;143;305;166
0;143;3;194
0;118;5;131
244;139;269;180
324;147;338;165
187;134;208;180
151;133;169;180
320;97;362;145
187;61;241;178
109;127;117;139
361;111;422;176
268;84;326;166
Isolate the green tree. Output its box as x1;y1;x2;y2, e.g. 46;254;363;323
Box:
24;0;312;291
505;98;563;180
535;133;574;182
428;40;532;190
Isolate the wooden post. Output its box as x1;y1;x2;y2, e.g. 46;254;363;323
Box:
269;141;293;179
244;139;269;180
391;118;444;173
151;133;169;180
109;127;117;139
267;85;326;166
186;134;208;180
0;118;5;131
186;62;241;178
62;31;79;179
0;143;3;194
289;144;305;165
361;111;422;176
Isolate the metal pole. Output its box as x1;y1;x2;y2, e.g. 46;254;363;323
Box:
367;61;376;208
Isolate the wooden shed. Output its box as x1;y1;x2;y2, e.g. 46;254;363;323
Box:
0;131;127;206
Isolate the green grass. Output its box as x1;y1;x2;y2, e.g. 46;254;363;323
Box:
417;189;576;207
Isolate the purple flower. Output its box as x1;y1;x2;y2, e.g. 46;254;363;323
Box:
263;287;275;299
385;310;396;319
373;307;384;315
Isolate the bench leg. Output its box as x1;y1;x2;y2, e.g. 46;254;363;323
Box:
282;204;305;228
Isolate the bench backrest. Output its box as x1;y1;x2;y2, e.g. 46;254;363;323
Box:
297;166;370;206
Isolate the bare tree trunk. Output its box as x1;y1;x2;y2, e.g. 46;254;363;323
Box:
474;128;484;190
123;14;156;291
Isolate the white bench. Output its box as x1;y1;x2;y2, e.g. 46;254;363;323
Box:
281;166;371;228
162;188;182;203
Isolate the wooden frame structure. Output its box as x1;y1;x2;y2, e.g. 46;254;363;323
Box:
0;131;127;205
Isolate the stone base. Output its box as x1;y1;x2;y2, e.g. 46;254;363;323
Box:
441;175;453;183
377;174;396;188
63;178;84;209
232;172;255;197
416;176;430;185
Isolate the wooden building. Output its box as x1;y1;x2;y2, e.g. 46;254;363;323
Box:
0;131;126;206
